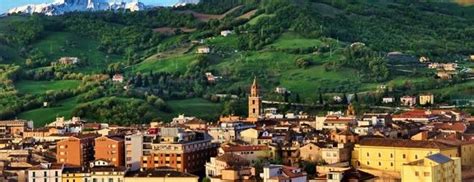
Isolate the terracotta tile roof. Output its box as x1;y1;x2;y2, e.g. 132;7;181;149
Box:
279;166;306;178
434;122;467;133
222;145;269;152
215;154;250;167
358;138;454;149
28;163;64;170
90;166;127;172
125;167;197;178
325;117;355;124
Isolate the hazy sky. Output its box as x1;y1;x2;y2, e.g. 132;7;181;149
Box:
0;0;179;13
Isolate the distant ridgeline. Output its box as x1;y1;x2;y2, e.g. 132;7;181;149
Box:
6;0;203;16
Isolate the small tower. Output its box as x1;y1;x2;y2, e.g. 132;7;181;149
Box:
346;103;356;116
248;77;261;122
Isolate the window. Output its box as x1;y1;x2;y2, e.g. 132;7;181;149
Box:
367;161;370;165
378;162;381;166
390;162;393;167
390;153;393;158
44;172;47;177
403;154;406;159
367;153;369;157
55;171;58;176
415;155;418;159
378;153;381;157
415;171;419;176
424;172;430;177
32;172;36;177
44;179;47;182
109;178;114;182
252;100;255;105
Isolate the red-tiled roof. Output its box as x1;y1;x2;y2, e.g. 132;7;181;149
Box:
358;138;454;149
222;145;269;152
434;122;467;133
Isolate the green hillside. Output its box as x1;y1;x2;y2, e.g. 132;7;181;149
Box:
0;0;473;125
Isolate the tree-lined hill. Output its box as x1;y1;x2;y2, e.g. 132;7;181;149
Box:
0;0;473;126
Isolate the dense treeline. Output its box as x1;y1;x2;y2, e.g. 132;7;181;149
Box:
311;0;474;59
237;0;322;50
72;97;159;125
179;0;258;14
339;44;390;82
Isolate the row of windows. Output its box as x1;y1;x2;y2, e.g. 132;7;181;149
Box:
32;171;59;177
363;161;394;167
32;179;59;182
366;153;420;159
414;171;431;177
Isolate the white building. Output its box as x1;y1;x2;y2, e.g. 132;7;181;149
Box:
382;97;395;103
275;87;288;94
205;153;249;177
197;46;210;54
261;165;307;182
220;30;233;37
125;133;143;171
171;114;197;125
112;74;124;83
321;144;351;164
27;163;63;182
208;121;255;143
353;127;373;136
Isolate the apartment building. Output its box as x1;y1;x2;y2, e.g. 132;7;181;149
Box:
95;136;124;167
141;127;218;173
56;134;99;166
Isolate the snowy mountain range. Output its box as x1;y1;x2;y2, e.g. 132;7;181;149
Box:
8;0;147;16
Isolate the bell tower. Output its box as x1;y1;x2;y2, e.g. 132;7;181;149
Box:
248;77;261;122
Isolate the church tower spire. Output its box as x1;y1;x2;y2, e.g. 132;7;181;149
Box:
248;77;261;122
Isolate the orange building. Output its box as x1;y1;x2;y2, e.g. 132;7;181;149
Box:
94;136;125;167
56;134;98;166
23;127;61;138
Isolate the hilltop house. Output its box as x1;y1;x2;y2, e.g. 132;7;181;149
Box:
220;30;233;37
419;93;434;105
58;57;79;65
112;74;124;83
197;46;210;54
382;97;395;104
400;96;417;106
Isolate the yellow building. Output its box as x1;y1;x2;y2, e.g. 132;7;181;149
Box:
436;139;474;167
240;128;259;144
62;167;90;182
124;168;198;182
419;94;434;105
89;160;126;182
352;138;458;173
401;153;461;182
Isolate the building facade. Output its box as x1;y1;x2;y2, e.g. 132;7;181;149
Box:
125;133;143;171
401;153;461;182
56;134;98;166
352;138;458;173
27;163;63;182
95;136;125;167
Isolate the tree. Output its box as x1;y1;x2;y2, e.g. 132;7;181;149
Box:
353;92;359;103
318;92;324;105
342;93;348;104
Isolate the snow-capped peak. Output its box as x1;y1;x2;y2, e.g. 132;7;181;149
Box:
8;0;146;16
